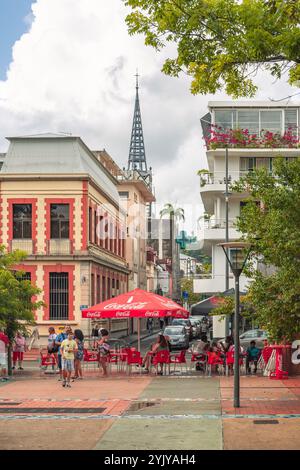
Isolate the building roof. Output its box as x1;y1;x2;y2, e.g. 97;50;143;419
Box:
3;134;120;205
208;100;300;109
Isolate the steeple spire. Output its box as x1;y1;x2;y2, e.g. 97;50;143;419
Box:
128;70;147;173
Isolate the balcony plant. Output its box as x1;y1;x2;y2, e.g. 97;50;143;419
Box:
205;125;300;150
197;169;212;187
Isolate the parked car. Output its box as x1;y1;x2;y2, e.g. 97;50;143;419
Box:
164;326;189;351
189;318;201;339
171;318;193;340
239;329;268;349
219;329;268;351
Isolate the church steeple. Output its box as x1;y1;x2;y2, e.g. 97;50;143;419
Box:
128;71;148;173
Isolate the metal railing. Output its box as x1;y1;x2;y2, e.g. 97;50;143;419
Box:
201;218;237;229
200;171;253;186
46;239;73;255
9;239;34;254
191;273;235;280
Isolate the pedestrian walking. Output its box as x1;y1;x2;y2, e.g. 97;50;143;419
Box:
159;318;164;330
147;318;153;335
12;332;26;370
97;329;110;377
60;330;77;388
47;327;58;354
73;329;84;380
91;323;100;349
0;331;9;381
55;326;72;381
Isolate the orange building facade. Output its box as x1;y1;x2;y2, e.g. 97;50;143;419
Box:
0;135;129;340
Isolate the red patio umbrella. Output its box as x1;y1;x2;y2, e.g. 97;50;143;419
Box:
82;288;189;351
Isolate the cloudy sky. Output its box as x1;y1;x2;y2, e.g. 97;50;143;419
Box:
0;0;298;233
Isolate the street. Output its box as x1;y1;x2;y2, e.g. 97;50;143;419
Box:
1;333;300;450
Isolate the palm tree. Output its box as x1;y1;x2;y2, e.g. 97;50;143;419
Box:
160;204;185;301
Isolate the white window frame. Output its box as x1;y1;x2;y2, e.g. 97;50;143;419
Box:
212;108;300;137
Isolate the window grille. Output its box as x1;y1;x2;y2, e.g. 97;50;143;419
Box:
49;273;69;320
14;271;31;282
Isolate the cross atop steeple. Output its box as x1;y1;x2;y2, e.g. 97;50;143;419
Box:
135;69;139;89
128;71;148;173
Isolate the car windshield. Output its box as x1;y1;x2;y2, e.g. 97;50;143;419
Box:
164;328;184;336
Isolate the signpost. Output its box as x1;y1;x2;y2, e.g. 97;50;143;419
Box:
182;290;189;311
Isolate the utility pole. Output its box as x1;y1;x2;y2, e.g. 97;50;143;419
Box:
225;144;231;336
225;145;229;291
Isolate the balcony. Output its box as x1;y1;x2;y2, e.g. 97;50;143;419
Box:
9;239;35;255
202;218;236;230
200;171;249;189
198;219;240;251
206;127;300;150
46;239;73;255
193;273;248;294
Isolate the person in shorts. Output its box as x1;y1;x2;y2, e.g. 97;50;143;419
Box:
12;332;26;370
73;329;84;380
55;326;71;381
60;330;77;388
0;332;9;381
97;329;110;377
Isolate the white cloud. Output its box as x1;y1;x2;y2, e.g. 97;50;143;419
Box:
0;0;298;231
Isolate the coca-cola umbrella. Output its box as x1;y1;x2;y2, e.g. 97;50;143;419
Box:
82;288;189;351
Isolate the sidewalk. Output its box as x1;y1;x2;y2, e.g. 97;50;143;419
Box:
0;371;300;449
120;327;161;346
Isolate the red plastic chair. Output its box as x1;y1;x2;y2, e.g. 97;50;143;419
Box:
206;351;224;376
225;351;244;376
190;352;207;372
126;350;143;375
152;350;170;375
83;349;99;370
169;350;187;373
40;351;57;372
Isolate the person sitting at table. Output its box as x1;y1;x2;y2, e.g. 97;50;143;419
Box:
142;334;169;373
219;336;234;354
246;340;261;374
191;335;209;356
190;335;209;372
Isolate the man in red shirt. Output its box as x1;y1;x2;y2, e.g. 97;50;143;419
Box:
0;332;9;380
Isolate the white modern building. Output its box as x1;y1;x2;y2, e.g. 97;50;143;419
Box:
180;253;201;278
194;101;300;337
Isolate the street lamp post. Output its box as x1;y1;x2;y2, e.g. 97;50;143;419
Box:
217;242;252;408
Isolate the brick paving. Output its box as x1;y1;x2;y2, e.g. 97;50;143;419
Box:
1;371;300;449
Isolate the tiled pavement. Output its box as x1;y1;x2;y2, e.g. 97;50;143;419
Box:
1;371;300;449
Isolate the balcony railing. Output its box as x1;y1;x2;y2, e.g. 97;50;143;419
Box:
192;273;234;279
46;239;73;255
200;171;250;186
201;218;237;229
117;169;153;190
9;239;35;255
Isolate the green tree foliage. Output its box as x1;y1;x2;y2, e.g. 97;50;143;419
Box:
180;278;201;304
0;246;43;374
230;158;300;343
125;0;300;98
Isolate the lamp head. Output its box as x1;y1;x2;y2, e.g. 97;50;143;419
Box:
217;242;252;277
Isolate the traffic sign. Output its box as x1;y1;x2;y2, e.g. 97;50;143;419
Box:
182;291;189;299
